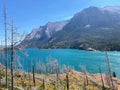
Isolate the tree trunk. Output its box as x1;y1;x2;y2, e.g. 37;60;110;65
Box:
11;17;14;90
99;66;105;90
105;52;114;89
66;73;69;90
43;79;45;90
32;65;35;86
4;4;8;89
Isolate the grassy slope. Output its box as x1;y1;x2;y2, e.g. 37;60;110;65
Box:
0;69;120;90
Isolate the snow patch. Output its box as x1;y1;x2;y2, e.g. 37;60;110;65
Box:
84;24;91;28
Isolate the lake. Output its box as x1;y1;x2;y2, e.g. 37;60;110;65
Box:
2;48;120;77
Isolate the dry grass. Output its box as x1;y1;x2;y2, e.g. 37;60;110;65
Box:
0;69;120;90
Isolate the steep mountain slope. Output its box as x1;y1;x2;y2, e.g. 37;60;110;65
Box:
19;21;68;48
19;6;120;51
47;6;120;50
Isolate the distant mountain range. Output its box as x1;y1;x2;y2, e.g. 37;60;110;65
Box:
19;6;120;51
19;21;68;48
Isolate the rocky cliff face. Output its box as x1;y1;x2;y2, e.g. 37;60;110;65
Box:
19;21;68;48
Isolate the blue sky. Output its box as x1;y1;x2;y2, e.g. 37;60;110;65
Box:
0;0;120;44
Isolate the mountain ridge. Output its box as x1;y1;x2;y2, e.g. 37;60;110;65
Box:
18;20;69;48
19;6;120;51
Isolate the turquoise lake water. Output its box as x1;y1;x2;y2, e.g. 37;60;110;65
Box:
6;48;120;77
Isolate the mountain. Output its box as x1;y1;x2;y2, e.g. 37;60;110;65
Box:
19;6;120;51
18;21;68;48
46;6;120;50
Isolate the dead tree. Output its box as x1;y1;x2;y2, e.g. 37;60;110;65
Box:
28;72;31;90
11;17;14;90
0;70;2;85
0;59;1;85
9;16;25;89
66;73;69;90
32;65;35;86
42;79;45;90
0;55;2;85
81;66;88;90
54;60;59;86
81;66;88;85
105;52;114;89
83;77;86;90
4;3;8;89
98;66;105;90
0;41;3;65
